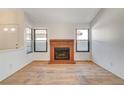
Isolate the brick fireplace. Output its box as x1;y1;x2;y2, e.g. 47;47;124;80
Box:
50;39;75;64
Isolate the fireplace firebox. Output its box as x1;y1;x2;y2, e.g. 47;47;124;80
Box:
54;48;70;60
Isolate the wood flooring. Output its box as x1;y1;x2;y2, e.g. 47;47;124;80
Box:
0;61;124;85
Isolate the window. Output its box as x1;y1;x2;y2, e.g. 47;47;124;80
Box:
76;29;89;52
26;27;33;53
34;29;47;52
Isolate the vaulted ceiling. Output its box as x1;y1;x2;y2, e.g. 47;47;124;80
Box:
24;8;100;24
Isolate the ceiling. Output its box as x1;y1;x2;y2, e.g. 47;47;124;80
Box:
24;8;100;24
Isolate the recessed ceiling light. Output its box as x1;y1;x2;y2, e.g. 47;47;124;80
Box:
10;28;16;32
3;28;8;31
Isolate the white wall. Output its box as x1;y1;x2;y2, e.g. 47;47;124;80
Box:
91;9;124;79
0;48;33;81
0;9;33;81
33;23;91;61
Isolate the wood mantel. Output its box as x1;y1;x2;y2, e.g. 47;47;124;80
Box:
50;39;75;64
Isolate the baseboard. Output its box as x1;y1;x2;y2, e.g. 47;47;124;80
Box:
32;60;50;63
32;60;92;63
75;60;92;62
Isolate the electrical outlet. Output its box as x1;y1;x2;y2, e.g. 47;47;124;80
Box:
9;64;13;68
110;63;113;66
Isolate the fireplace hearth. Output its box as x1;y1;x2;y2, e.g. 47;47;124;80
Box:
54;48;70;60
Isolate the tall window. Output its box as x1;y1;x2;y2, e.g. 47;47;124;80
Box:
34;29;47;52
26;27;33;53
76;29;89;52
